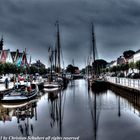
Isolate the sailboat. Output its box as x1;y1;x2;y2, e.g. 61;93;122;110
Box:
88;23;105;89
44;21;63;91
87;23;96;87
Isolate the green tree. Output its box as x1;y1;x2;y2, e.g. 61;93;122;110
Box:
120;63;129;71
123;50;135;59
66;64;75;74
0;63;4;74
30;66;38;74
136;61;140;71
129;62;136;70
92;59;107;75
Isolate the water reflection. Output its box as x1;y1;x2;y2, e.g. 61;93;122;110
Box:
1;80;140;140
48;91;62;136
0;100;37;137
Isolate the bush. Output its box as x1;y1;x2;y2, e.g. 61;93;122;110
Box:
136;61;140;70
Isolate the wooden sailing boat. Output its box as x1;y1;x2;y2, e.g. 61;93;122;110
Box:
88;23;96;87
89;23;106;89
44;21;62;91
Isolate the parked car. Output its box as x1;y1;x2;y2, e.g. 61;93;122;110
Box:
126;72;140;79
130;73;140;79
126;73;132;78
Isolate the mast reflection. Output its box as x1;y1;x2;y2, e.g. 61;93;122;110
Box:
48;89;66;136
88;88;102;140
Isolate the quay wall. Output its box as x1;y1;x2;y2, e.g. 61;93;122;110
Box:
107;81;140;94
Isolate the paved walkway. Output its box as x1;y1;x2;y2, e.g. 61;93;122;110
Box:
0;82;14;92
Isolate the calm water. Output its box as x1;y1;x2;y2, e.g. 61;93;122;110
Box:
0;80;140;140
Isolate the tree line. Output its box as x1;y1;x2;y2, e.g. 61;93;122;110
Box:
104;61;140;73
0;62;47;75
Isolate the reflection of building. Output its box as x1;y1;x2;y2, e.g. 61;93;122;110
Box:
0;101;37;136
13;101;37;136
13;102;37;122
0;105;12;122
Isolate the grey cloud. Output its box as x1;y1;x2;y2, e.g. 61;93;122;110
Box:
0;0;140;68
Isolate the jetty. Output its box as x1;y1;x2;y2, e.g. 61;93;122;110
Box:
106;76;140;94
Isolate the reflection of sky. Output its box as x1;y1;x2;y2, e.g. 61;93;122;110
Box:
1;0;140;68
0;80;140;139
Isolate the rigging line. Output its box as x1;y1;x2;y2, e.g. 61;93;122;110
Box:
60;44;65;69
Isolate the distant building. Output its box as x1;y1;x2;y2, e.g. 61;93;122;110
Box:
117;56;126;65
0;36;48;69
11;49;28;67
0;37;12;63
0;37;29;66
75;68;80;74
32;60;45;69
0;37;13;63
0;49;13;63
127;56;134;63
107;61;117;68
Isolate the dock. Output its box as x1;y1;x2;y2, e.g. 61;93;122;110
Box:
0;82;14;98
0;82;14;92
106;77;140;94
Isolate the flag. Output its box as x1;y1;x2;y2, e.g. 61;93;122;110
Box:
16;57;22;67
21;51;28;68
14;49;19;63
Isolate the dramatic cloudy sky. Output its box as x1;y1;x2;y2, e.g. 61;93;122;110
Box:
0;0;140;69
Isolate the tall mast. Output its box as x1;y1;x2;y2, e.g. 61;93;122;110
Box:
92;23;96;63
54;47;57;73
56;21;61;74
0;35;3;51
91;23;96;76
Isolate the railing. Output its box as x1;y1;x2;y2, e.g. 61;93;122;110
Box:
106;77;140;89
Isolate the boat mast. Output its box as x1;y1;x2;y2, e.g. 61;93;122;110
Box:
91;23;96;76
92;23;96;63
54;47;57;73
56;21;61;74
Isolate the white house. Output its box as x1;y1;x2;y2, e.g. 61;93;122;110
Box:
106;61;117;68
0;49;13;63
133;50;140;63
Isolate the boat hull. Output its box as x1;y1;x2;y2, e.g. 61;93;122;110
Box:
44;82;61;92
1;84;38;103
1;91;38;103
